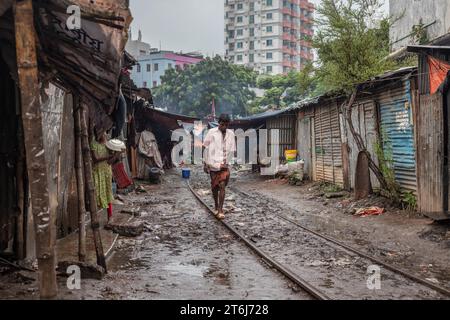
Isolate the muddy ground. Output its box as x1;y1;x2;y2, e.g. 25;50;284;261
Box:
1;167;449;300
233;170;450;291
0;170;310;300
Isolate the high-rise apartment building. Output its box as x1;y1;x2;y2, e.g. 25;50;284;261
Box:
224;0;314;75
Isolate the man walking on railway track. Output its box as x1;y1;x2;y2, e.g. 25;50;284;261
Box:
203;114;236;220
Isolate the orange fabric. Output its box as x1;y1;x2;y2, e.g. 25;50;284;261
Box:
354;207;385;217
428;56;450;94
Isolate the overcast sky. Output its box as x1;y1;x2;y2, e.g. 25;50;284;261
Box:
129;0;389;57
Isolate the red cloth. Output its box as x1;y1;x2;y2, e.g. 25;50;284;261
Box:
210;168;230;190
112;162;133;189
107;203;113;219
428;56;450;94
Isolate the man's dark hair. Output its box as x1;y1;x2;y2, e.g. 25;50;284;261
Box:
218;113;231;123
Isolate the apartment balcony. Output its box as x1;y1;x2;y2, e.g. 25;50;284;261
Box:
282;20;293;29
299;40;312;47
299;0;308;9
282;60;292;68
300;51;313;60
283;32;298;42
282;46;298;56
300;27;314;36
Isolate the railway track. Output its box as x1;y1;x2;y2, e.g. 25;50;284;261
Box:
187;181;330;300
187;180;450;300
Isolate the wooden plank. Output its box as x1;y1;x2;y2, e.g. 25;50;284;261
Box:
14;0;57;299
417;93;445;218
79;104;107;271
57;93;75;237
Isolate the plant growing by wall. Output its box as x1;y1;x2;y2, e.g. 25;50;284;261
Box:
402;191;417;212
374;129;402;204
411;20;429;45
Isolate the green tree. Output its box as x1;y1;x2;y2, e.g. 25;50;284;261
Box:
311;0;399;194
251;64;318;114
153;56;257;118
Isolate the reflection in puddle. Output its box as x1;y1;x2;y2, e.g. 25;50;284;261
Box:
163;262;208;277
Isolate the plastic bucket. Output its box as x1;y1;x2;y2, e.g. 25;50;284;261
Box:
182;168;191;179
285;149;297;163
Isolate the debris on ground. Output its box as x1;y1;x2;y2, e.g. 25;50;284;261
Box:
353;207;385;217
325;191;347;199
105;219;145;237
197;189;211;196
288;170;304;186
120;207;141;216
135;185;147;193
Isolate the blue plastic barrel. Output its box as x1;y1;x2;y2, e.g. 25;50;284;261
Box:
182;168;191;179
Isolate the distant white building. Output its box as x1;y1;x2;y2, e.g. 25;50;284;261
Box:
224;0;315;75
125;29;153;58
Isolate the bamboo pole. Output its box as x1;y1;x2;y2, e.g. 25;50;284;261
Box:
73;98;86;262
13;0;57;299
79;105;107;271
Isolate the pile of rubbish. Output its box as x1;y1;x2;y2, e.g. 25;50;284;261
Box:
277;160;305;186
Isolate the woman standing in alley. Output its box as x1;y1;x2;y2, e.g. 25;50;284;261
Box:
91;131;118;221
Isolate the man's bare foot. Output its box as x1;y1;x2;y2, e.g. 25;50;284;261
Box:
217;212;225;220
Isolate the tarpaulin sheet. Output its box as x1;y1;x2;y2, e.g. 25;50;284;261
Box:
428;55;450;94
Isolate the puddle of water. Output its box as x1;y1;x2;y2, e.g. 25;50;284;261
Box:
163;262;207;277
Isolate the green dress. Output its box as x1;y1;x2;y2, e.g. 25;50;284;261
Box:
91;140;113;209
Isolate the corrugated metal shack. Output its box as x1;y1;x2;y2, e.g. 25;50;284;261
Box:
295;67;419;193
0;0;132;298
232;107;298;163
407;36;450;220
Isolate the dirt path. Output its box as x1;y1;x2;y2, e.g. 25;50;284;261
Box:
232;171;450;292
0;170;311;300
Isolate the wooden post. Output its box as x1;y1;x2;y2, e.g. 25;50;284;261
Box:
15;118;25;260
13;0;57;299
73;98;86;262
79;105;107;271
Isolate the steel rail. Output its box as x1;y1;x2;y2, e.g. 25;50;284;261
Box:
187;181;331;301
231;186;450;297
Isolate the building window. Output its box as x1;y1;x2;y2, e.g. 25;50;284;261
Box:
154;63;159;71
266;66;273;73
250;2;255;11
267;26;273;33
249;41;255;50
237;16;243;23
266;13;273;20
153;81;157;87
266;0;273;6
249;54;254;63
237;3;243;10
146;64;151;72
266;52;273;59
249;15;254;24
237;55;243;62
237;29;243;36
143;81;147;88
266;39;273;46
136;64;141;73
237;42;243;49
249;28;255;37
